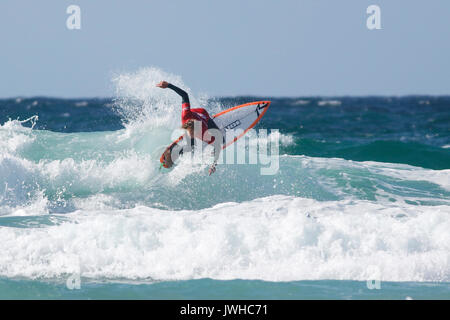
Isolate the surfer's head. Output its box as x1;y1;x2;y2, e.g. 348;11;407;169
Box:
181;120;195;136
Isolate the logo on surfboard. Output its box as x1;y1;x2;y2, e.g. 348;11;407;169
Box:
224;119;242;130
256;103;269;117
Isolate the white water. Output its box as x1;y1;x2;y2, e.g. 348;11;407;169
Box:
0;196;448;282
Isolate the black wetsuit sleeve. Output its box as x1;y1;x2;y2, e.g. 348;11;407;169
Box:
167;83;190;105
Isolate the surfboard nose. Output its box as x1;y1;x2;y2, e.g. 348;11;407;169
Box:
259;101;271;108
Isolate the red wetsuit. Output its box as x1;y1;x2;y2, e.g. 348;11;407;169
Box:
168;83;217;144
161;83;222;168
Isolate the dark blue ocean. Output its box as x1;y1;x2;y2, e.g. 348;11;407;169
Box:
0;71;449;299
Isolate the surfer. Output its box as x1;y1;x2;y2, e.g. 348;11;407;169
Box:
157;81;222;175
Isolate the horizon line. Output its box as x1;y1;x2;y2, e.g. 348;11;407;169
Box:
2;93;450;100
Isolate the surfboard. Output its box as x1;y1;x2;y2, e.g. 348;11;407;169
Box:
160;101;271;168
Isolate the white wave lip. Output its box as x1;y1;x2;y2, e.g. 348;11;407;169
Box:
111;67;221;130
0;118;37;154
247;131;295;148
317;100;342;107
0;195;448;282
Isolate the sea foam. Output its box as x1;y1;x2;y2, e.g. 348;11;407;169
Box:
0;195;448;282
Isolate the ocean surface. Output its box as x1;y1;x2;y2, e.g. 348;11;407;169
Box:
0;69;449;299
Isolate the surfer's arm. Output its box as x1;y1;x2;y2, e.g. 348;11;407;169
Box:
167;84;190;108
208;137;222;175
156;81;190;108
209;155;219;176
167;135;183;152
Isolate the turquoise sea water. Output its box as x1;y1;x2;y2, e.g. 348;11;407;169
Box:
1;278;449;300
0;70;449;299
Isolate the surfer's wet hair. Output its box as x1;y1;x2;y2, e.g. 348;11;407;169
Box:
181;120;195;130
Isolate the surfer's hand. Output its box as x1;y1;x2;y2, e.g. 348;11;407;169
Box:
156;81;169;89
208;163;216;175
163;148;173;167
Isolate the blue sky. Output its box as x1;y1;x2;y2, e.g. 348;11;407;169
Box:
0;0;449;97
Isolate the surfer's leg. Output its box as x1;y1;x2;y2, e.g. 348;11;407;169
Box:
207;118;219;130
207;118;225;144
206;122;223;171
